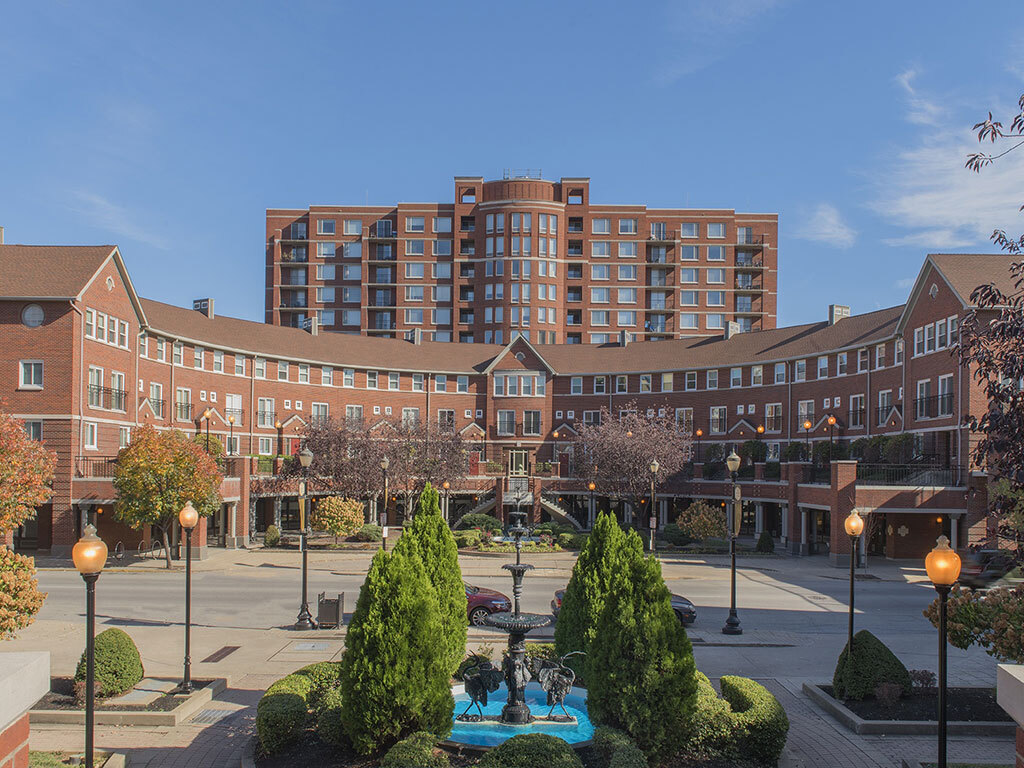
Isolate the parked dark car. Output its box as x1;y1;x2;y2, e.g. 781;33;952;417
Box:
551;589;697;625
959;549;1018;589
465;583;512;626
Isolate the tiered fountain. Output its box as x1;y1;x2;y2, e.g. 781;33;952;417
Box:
448;500;593;748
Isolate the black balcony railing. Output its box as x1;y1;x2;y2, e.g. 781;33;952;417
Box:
856;463;965;487
797;411;815;428
710;418;727;434
257;410;277;428
875;404;901;426
88;385;127;411
76;455;118;478
175;402;193;420
764;416;784;432
736;255;765;268
847;408;866;429
914;393;954;420
224;408;245;423
737;233;766;245
147;398;165;418
280;250;308;263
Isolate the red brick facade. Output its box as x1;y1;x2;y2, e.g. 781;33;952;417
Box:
0;245;1004;562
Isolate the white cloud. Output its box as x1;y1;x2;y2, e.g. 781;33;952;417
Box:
65;190;170;250
793;203;856;248
871;72;1024;251
655;0;788;83
895;277;916;289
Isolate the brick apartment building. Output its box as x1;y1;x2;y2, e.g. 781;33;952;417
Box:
265;173;778;343
0;242;1005;564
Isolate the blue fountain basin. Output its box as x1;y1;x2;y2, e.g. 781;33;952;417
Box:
448;681;594;748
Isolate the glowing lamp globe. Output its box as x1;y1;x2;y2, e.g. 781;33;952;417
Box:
725;451;741;474
298;446;314;469
72;524;108;575
844;509;864;538
925;536;961;587
179;501;199;530
443;481;450;490
650;458;660;475
587;481;596;491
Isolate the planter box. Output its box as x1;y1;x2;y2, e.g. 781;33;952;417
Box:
30;678;227;727
803;682;1015;736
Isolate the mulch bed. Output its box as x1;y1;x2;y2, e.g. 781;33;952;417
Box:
820;685;1011;722
33;677;209;712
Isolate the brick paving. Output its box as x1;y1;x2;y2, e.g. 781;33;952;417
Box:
28;674;1017;768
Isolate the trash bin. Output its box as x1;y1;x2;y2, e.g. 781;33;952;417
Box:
317;592;344;628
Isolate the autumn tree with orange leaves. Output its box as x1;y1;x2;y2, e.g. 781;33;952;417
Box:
113;426;222;568
0;404;54;638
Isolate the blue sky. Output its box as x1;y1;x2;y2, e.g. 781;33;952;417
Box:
2;1;1023;327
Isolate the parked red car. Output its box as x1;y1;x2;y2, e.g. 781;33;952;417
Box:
551;588;697;625
465;583;512;626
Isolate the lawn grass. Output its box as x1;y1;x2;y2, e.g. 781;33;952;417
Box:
29;752;110;768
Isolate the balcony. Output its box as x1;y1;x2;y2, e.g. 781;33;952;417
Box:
567;218;584;233
914;393;955;420
847;408;866;429
647;228;677;244
874;403;901;426
257;410;277;428
175;402;193;421
365;224;396;241
76;455;118;478
736;233;766;246
735;277;761;291
88;385;127;412
280;249;308;263
735;255;765;269
764;415;783;432
280;297;308;309
224;407;245;423
857;463;965;487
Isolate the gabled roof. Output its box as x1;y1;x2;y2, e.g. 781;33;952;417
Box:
0;245;116;299
482;334;555;374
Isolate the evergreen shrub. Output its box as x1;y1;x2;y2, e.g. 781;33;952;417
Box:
832;629;911;701
74;628;144;697
380;731;449;768
455;513;503;533
255;673;312;755
314;686;346;746
476;733;583;768
263;524;281;547
353;523;382;542
755;531;775;553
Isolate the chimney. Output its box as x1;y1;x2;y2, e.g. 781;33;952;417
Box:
192;298;214;319
0;226;4;244
723;321;741;340
828;304;850;325
619;330;629;347
308;317;319;336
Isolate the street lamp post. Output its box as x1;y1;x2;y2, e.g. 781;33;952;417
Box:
203;409;211;452
178;502;199;692
588;480;596;529
294;446;316;631
827;415;837;462
275;420;283;456
72;525;107;768
926;536;962;768
648;459;660;552
843;509;865;674
802;419;812;461
442;480;450;522
695;428;703;462
380;455;390;551
723;450;743;635
227;414;235;455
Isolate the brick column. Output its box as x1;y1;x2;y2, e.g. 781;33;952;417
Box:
693;462;704;480
0;653;49;768
996;665;1024;768
754;462;765;481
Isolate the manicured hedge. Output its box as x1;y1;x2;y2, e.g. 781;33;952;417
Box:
477;733;583;768
592;727;640;768
755;531;775;553
684;672;789;766
455;513;503;533
832;629;911;701
380;731;449;767
314;686;346;746
608;743;648;768
294;661;342;710
720;676;789;765
454;530;482;548
353;523;382;542
74;628;143;697
255;673;312;755
264;524;281;547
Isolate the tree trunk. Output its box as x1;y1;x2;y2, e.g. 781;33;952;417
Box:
161;526;172;570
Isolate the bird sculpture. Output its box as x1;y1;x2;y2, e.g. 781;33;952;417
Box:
458;655;504;720
532;651;584;719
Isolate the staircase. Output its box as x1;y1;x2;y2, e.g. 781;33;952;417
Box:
539;492;584;531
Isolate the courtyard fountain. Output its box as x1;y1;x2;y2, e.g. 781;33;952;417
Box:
448;502;594;748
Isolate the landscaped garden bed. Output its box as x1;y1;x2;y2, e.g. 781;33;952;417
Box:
34;676;210;711
29;752;117;768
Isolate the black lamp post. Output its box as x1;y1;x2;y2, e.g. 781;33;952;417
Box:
723;450;743;635
227;414;234;455
695;428;703;462
843;509;865;673
802;419;812;461
178;502;199;691
588;480;596;529
72;525;107;768
442;480;450;522
203;409;211;452
827;415;837;462
294;446;316;631
380;455;390;551
926;536;962;768
648;459;660;552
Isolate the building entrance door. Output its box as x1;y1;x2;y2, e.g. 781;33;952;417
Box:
508;450;528;477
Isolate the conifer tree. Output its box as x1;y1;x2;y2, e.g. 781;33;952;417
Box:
554;512;640;673
393;483;468;675
339;546;454;754
584;528;698;761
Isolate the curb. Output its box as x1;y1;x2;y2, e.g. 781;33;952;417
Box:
802;682;1015;736
240;735;257;768
30;678;228;728
105;753;129;768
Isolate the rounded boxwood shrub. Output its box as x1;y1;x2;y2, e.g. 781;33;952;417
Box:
720;676;789;764
477;733;583;768
592;727;636;767
660;523;691;547
685;672;734;756
74;628;143;697
755;530;775;553
455;513;503;533
294;661;342;710
263;524;281;547
380;731;449;767
832;629;911;700
256;673;312;755
608;744;648;768
314;686;345;746
353;523;383;542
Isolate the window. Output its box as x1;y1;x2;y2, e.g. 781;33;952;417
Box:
949;316;959;345
340;286;358;302
594;376;607;394
85;309;95;337
343;219;361;235
895;339;904;364
797;399;814;422
592;241;611;258
730;367;742;387
406;216;425;233
925;324;936;353
858;348;869;372
916;379;932;419
571;376;583;395
618;265;637;281
774;362;786;384
707;246;726;261
707;268;725;284
706;314;725;330
591;264;610;280
23;420;42;441
708;223;725;238
389;372;400;390
618;218;637;235
591;310;610;326
938;374;954;416
235;355;245;375
257;398;275;427
615;375;629;394
176;388;192;421
707;369;719;389
914;328;925;356
592;218;610;234
405;309;424;324
707;290;725;306
19;360;42;389
817;356;828;378
193;346;204;369
277;361;288;381
497;410;516;436
618;288;637;304
619;241;637;258
405;286;424;302
875;344;886;369
341;310;360;325
255;358;266;378
710;406;727;434
456;375;469;393
405;263;424;279
750;365;762;386
837;352;848;376
342;264;362;280
119;426;131;449
433;216;452;233
523;410;541;435
794;360;806;381
765;403;783;432
680;222;698;238
680;313;698;329
213;350;224;373
411;373;425;392
434;239;453;256
640;374;652;392
591;287;610;303
317;219;335;235
406;240;425;256
84;422;98;450
156;338;166;362
317;242;336;258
